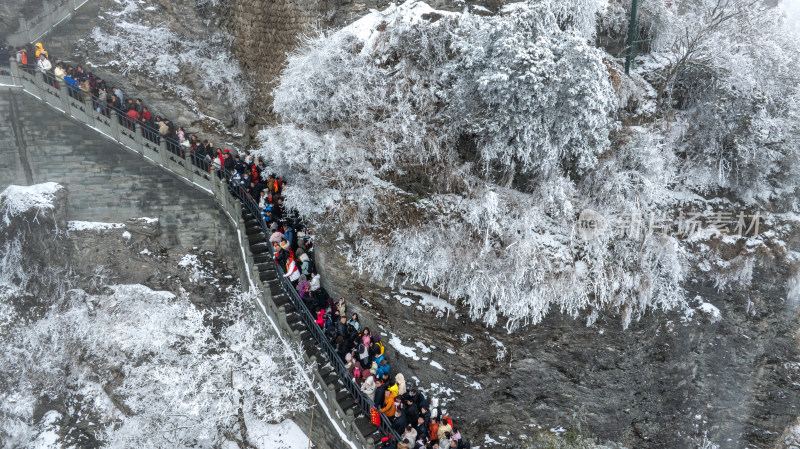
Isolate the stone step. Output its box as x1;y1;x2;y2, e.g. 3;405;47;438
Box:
260;272;280;285
339;397;357;412
252;254;271;264
250;242;271;254
246;231;267;242
273;293;291;308
245;225;262;236
354;416;380;438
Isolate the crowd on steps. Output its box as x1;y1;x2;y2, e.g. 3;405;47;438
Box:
4;41;473;449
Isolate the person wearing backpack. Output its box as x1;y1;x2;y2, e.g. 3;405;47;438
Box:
299;252;311;275
357;338;370;366
347;313;361;332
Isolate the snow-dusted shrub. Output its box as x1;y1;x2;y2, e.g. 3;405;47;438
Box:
89;0;250;123
547;0;604;40
448;1;615;177
258;1;687;330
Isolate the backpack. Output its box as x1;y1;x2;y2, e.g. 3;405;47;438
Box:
306;258;316;275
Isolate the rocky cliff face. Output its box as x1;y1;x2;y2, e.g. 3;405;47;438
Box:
313;229;800;449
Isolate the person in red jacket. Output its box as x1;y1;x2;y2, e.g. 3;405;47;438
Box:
126;108;140;130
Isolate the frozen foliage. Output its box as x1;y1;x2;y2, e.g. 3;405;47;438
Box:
258;1;692;330
90;0;250;123
257;1;695;330
261;0;800;331
628;0;800;203
450;1;615;176
0;285;309;447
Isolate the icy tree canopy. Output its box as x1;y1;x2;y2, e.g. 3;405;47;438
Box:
256;0;800;330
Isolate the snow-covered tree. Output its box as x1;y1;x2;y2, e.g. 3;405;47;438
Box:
626;0;800;203
0;285;309;447
257;1;693;330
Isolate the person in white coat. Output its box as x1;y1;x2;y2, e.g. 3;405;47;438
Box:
36;54;51;73
360;375;376;403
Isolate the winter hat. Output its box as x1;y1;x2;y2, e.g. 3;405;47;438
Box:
371;335;381;343
345;353;352;362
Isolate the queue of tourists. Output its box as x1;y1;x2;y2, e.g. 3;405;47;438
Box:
4;40;472;449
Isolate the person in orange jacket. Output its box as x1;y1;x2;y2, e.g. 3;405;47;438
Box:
381;388;397;418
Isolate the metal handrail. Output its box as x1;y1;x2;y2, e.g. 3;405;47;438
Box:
273;267;403;442
219;167;403;443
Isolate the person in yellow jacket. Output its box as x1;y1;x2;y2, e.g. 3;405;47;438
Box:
34;43;47;58
380;389;396;418
387;380;399;398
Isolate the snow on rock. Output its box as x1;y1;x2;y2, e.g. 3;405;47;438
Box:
244;414;308;449
682;296;722;324
32;410;62;449
389;333;420;361
697;302;722;322
345;1;457;54
430;360;444;370
0;182;63;225
486;333;507;360
68;221;126;231
121;231;132;240
401;289;457;318
132;217;159;223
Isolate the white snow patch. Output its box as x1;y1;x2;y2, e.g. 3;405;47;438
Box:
0;182;62;225
401;289;457;318
430;360;444;370
32;410;62;449
140;248;152;255
469;381;482;390
244;414;308;449
486;333;507;360
178;254;200;268
394;294;414;307
133;217;159;223
121;231;132;240
345;1;457;54
388;333;420;360
415;341;432;353
682;296;722;324
68;221;125;231
697;302;722;323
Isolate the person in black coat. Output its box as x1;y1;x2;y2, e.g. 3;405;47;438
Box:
404;399;419;427
408;387;428;411
418;405;431;427
414;416;428;442
335;317;347;339
222;150;235;172
0;46;10;68
374;379;387;410
392;409;408;436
